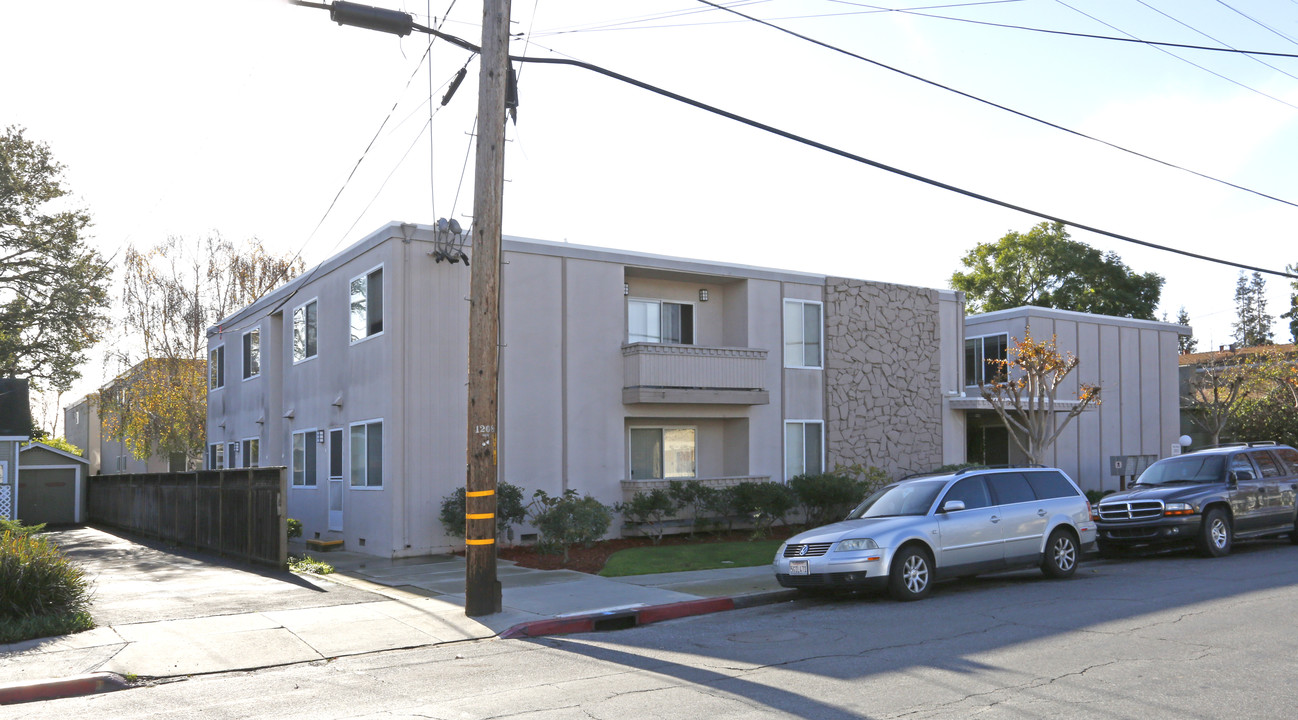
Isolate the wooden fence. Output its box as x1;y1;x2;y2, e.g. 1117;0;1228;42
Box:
87;468;287;568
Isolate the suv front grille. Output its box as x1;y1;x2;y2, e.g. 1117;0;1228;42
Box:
1098;500;1164;521
783;542;833;557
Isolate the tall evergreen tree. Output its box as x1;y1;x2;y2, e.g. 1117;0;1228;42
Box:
1176;306;1198;353
1282;262;1298;345
1232;271;1274;347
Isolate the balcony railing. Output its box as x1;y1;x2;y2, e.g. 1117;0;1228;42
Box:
621;343;769;404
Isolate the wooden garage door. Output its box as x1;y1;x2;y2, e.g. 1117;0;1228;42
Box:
18;468;77;525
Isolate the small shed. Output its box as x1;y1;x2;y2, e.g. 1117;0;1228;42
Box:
18;442;89;526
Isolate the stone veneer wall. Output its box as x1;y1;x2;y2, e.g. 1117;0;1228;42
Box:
824;277;944;479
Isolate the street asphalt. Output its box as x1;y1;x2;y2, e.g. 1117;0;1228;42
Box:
0;526;797;705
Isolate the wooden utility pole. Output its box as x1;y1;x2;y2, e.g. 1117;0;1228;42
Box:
464;0;512;617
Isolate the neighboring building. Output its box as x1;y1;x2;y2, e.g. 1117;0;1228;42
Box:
17;442;89;525
956;307;1191;494
1177;343;1297;447
0;378;32;522
65;362;195;476
206;222;965;557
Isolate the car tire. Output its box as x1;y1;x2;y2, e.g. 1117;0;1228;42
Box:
1198;507;1232;558
888;546;933;601
1041;528;1079;579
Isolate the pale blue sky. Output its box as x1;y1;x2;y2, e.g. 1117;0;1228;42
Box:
3;0;1296;422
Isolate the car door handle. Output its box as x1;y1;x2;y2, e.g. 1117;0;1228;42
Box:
1037;509;1048;517
990;515;1000;523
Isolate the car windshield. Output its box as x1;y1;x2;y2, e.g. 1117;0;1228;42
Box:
847;480;946;519
1136;456;1226;486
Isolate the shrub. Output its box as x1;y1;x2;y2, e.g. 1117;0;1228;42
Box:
526;489;613;561
0;518;45;537
438;481;527;542
729;481;796;537
668;480;719;536
701;485;737;532
287;518;303;540
0;528;94;643
288;555;335;575
791;465;890;527
1085;489;1113;505
615;489;678;544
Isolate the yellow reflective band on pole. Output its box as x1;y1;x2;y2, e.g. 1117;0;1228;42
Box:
465;513;494;520
466;490;495;497
465;538;495;546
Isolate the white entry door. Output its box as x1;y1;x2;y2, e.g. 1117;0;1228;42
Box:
328;428;343;532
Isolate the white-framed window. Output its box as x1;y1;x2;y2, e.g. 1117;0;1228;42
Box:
628;299;694;345
350;266;384;343
965;333;1009;386
292;429;318;487
227;441;238;468
783;299;823;369
350;419;383;488
209;443;225;470
242;437;260;468
242;328;260;379
629;426;697;480
785;420;824;481
209;345;225;389
293;298;318;363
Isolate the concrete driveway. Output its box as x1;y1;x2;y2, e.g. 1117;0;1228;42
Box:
49;526;383;626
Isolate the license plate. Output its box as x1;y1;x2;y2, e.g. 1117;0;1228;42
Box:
789;560;809;576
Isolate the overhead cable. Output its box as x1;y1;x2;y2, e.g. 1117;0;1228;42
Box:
403;18;1297;280
694;0;1298;210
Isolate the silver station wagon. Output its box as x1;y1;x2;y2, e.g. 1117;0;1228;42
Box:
773;467;1098;600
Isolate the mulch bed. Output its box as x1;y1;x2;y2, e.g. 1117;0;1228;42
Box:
490;526;802;575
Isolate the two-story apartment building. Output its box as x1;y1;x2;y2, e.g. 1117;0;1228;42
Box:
207;222;966;557
957;306;1191;493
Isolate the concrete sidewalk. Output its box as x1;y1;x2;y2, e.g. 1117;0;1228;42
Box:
0;527;796;704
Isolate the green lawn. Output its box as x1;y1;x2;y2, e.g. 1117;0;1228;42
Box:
599;539;784;577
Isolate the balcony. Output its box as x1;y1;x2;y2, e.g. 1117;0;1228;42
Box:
622;343;769;405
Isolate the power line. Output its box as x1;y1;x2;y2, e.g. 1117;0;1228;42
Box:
1132;0;1298;83
833;1;1298;59
1215;0;1298;48
692;0;1298;211
408;18;1297;280
1053;0;1298;112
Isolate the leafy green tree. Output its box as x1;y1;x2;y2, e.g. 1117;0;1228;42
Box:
951;222;1163;318
1176;307;1198;354
0;126;111;394
1232;271;1274;347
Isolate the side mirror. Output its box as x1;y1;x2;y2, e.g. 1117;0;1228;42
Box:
1230;470;1255;484
942;500;966;513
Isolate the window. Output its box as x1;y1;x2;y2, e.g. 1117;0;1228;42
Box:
1276;448;1298;474
350;267;384;342
986;472;1036;505
1025;471;1080;500
292;430;317;487
942;477;991;510
227;442;238;468
209;443;224;470
783;300;822;368
1229;453;1257;481
1253;451;1284;478
628;299;693;345
242;438;260;468
330;428;343;477
965;334;1008;386
209;345;225;389
350;420;383;488
629;427;696;480
785;421;823;480
293;299;318;362
242;329;260;379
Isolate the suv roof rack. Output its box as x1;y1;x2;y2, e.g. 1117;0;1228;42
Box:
899;463;1049;481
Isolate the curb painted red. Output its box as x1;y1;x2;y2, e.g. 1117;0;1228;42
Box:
0;672;129;705
500;596;743;639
